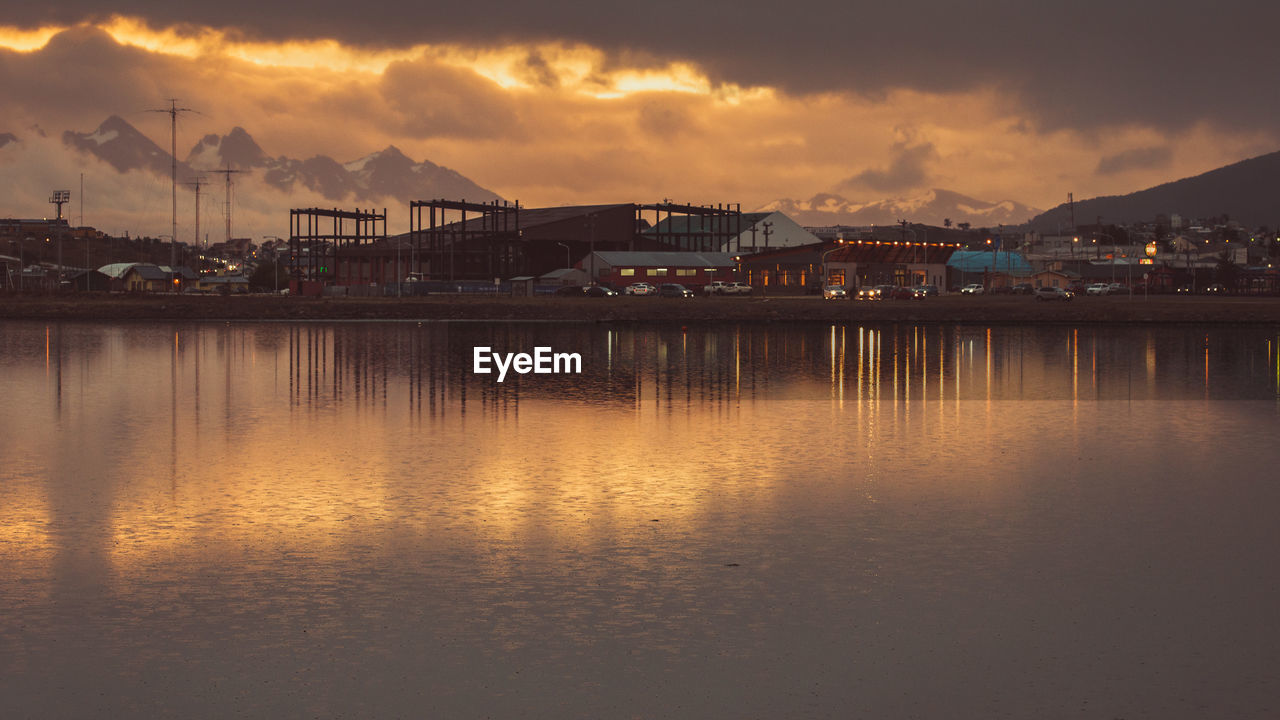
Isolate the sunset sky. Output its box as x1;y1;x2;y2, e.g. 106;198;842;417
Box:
1;2;1276;238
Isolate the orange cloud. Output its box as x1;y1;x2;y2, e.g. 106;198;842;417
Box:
0;16;1274;238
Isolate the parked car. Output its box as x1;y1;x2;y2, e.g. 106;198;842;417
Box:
823;285;848;300
960;284;984;295
584;285;617;297
658;283;695;298
703;280;752;295
888;286;915;300
1010;283;1034;295
554;285;586;296
1033;286;1074;301
1085;283;1110;296
857;286;880;300
1107;283;1128;295
911;285;938;298
624;282;657;296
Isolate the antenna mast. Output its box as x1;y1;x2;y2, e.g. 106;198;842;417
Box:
148;98;195;287
187;176;208;251
210;164;245;247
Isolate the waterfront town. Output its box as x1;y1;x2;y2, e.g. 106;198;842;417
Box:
3;199;1278;303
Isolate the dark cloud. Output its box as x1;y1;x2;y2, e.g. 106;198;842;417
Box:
1096;145;1172;175
841;139;936;194
8;2;1280;136
515;51;560;89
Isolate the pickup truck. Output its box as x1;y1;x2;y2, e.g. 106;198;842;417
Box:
703;281;752;296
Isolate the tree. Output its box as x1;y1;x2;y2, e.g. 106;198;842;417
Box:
943;218;952;228
249;260;287;292
1215;249;1239;290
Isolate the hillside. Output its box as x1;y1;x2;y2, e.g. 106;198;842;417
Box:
1030;150;1280;230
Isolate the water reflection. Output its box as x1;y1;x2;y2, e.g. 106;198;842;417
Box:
4;322;1279;423
2;320;1280;718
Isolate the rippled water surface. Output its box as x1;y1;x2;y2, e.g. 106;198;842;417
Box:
2;321;1279;718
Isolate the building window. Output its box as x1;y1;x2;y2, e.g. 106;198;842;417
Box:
648;268;667;277
676;269;696;277
620;268;635;276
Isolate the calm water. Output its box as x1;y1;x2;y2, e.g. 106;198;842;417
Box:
2;320;1279;718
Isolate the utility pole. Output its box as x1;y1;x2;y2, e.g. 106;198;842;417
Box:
149;99;195;291
187;176;208;252
761;221;773;296
210;165;245;248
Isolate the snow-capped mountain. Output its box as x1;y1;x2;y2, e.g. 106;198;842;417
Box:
62;115;195;178
339;145;499;203
187;127;269;170
59;116;502;206
762;189;1040;228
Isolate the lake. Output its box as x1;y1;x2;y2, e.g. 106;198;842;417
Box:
2;320;1279;718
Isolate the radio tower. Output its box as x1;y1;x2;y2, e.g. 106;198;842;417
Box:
187;176;208;250
210;164;245;248
148;99;195;290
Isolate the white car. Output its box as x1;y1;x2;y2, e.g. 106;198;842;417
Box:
1033;286;1074;301
960;284;984;295
823;285;848;300
1085;283;1109;296
624;282;657;296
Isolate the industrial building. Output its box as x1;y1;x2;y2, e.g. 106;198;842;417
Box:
288;200;750;293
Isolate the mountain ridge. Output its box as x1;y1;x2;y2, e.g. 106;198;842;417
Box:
760;188;1041;228
58;116;503;206
1029;150;1280;230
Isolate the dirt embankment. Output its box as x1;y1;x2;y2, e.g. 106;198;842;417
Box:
2;293;1280;325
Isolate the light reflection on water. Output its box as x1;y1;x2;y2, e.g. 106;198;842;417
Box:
1;321;1279;718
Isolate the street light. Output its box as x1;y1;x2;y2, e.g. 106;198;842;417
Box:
821;239;846;286
557;242;571;270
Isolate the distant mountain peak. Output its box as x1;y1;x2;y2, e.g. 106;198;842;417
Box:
63;115;189;176
186;126;267;170
63;115;503;206
762;188;1039;227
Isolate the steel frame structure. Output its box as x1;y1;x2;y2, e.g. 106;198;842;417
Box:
289;207;386;285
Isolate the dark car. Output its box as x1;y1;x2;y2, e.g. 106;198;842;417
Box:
658;283;695;298
584;285;617;297
911;285;939;298
1011;283;1034;295
554;285;586;296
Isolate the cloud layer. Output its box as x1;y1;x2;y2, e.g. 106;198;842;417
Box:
1;11;1277;238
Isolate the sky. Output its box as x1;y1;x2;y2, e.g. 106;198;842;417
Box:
1;2;1277;239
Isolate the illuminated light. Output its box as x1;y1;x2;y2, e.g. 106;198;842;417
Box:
0;18;772;103
0;25;62;51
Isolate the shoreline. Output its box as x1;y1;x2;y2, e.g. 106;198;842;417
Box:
3;293;1280;325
